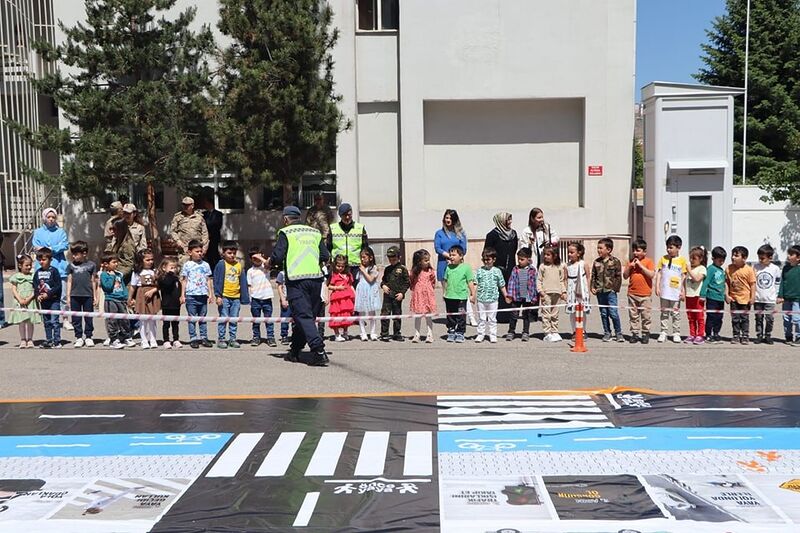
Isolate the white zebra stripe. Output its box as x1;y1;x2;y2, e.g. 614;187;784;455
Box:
305;432;348;476
354;432;390;476
206;433;264;478
255;432;306;477
438;406;603;415
438;413;610;424
437;400;599;408
437;395;592;401
439;421;614;431
403;431;433;476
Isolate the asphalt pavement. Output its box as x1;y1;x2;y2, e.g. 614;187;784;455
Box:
1;285;798;399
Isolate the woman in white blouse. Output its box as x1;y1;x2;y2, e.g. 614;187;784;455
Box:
519;207;559;268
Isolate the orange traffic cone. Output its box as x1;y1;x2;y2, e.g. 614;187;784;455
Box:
571;302;588;353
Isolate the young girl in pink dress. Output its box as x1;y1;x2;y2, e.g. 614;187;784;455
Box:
410;249;437;343
328;255;356;342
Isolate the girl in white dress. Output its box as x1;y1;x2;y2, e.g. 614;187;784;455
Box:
566;242;592;336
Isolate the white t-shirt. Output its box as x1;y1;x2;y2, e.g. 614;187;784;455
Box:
685;265;707;298
754;262;781;303
246;265;274;300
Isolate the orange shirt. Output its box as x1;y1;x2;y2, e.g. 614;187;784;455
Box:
726;264;756;304
627;257;655;297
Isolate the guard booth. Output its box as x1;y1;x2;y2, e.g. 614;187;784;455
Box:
641;82;743;254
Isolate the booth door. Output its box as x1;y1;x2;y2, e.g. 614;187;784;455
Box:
670;169;725;251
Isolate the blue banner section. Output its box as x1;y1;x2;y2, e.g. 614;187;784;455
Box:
0;433;232;457
438;427;800;453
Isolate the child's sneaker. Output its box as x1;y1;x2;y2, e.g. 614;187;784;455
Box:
63;321;74;331
446;333;455;343
103;338;111;346
764;336;774;345
172;340;183;349
602;332;612;342
741;336;749;345
392;334;405;342
683;336;695;344
505;333;515;341
111;340;124;349
190;340;200;349
52;343;62;349
615;332;625;342
640;335;650;344
543;333;553;342
629;334;640;344
202;339;214;348
334;335;345;342
693;336;705;345
521;333;530;342
251;338;261;347
474;335;484;343
754;335;763;344
361;334;369;342
411;334;420;343
73;338;85;348
455;333;465;343
125;338;137;348
141;340;150;350
280;336;290;345
371;334;380;341
84;338;95;347
425;335;434;343
657;332;667;343
266;337;277;347
672;334;681;343
40;341;52;349
489;335;497;343
553;333;563;342
217;340;228;349
163;341;172;349
228;340;241;349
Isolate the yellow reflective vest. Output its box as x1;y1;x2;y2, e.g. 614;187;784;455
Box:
279;225;323;281
330;222;365;266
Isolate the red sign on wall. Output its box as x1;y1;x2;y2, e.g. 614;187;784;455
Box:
588;165;604;176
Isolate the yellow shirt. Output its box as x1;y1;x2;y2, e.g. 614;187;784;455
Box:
222;261;242;298
657;255;688;301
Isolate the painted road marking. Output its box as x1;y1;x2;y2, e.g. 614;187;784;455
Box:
39;414;125;419
403;431;433;476
354;431;390;476
292;492;320;527
674;408;762;412
255;432;306;477
206;433;265;477
160;412;245;417
305;432;348;477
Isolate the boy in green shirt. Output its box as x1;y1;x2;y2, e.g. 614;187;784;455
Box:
700;246;727;343
778;245;800;345
443;245;476;343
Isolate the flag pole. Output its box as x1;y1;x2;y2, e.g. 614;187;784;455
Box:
742;0;751;185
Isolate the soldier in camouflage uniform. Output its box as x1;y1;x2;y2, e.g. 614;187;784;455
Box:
169;197;209;265
122;203;148;252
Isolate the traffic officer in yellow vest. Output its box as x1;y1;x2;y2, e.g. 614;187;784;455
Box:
265;206;331;366
327;203;368;282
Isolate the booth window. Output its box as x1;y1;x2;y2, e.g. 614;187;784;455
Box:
357;0;398;31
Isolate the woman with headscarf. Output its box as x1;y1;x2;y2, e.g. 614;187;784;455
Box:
32;208;70;326
484;212;519;323
520;207;559;268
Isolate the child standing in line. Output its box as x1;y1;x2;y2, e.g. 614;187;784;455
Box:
129;249;160;349
275;271;292;344
753;244;781;345
65;241;98;347
591;238;624;343
328;254;356;342
443;245;476;343
684;246;708;345
700;246;727;343
9;255;41;349
654;235;687;343
409;249;437;343
181;239;214;349
380;246;410;342
726;246;756;344
213;240;250;349
505;247;538;342
623;238;654;344
537;246;567;342
566;242;592;338
355;247;382;342
34;248;62;349
100;251;133;349
474;247;507;344
779;245;800;346
247;247;276;347
157;258;182;349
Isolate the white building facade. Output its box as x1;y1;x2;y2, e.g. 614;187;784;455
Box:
45;0;637;260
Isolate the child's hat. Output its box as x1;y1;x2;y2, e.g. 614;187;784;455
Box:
386;246;400;257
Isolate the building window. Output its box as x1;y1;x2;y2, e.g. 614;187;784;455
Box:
258;173;336;210
86;183;164;214
189;175;245;213
357;0;398;31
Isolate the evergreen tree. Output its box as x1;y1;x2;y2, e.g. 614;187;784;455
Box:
215;0;349;205
696;0;800;204
12;0;215;242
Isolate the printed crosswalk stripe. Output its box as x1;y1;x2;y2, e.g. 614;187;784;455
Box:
437;394;612;431
403;431;432;476
439;413;610;424
438;406;603;415
305;432;348;476
354;431;390;476
437;394;591;401
437;400;598;408
255;432;306;477
292;492;320;527
439;421;614;431
206;433;264;477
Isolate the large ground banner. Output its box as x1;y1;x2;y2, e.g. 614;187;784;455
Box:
1;389;800;531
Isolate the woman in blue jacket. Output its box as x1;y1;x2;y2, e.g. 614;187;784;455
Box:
32;208;70;325
433;209;467;282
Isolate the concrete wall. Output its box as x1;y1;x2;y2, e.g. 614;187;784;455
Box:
733;186;800;262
